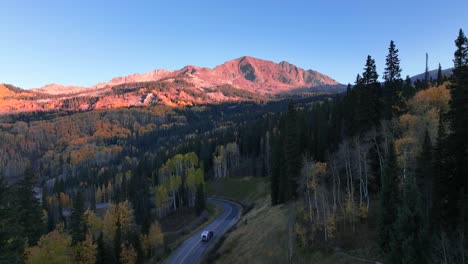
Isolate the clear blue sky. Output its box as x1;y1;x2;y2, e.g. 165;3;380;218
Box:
1;0;467;89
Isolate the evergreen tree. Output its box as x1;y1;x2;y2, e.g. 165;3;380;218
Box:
363;55;379;85
194;183;206;216
128;168;151;233
389;175;429;264
432;114;454;233
343;82;356;135
453;29;468;69
354;56;381;134
437;63;443;85
284;103;300;201
114;217;122;263
96;233;106;264
355;73;363;86
379;142;400;254
14;171;45;246
70;191;87;245
383;40;402;82
415;131;433;221
446;28;468;240
383;41;404;118
402;75;416;99
0;176;24;263
414;79;426;91
90;187;97;211
270;129;288;205
0;176;9;249
270;131;284;205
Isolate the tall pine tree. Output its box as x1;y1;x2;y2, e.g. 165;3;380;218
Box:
270;130;285;205
446;28;468;240
379;142;400;254
270;135;280;205
14;171;44;246
96;232;106;264
383;40;404;118
389;175;429;264
129;164;151;233
195;183;206;216
363;55;379;85
437;63;443;86
70;190;87;245
0;176;24;263
354;56;381;134
284;103;300;201
402;75;416;100
383;40;402;82
432;113;453;233
415;130;433;221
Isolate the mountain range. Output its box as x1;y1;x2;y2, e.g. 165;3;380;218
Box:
0;56;341;114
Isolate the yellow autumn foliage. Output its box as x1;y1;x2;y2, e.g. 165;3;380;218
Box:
141;221;164;258
73;233;97;264
25;227;73;264
326;210;337;240
119;243;137;264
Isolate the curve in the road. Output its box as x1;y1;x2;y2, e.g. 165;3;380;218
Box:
166;197;241;264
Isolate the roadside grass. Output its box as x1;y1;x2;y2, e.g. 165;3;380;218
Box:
291;250;366;264
214;196;290;264
206;176;269;204
204;176;379;264
210;193;379;264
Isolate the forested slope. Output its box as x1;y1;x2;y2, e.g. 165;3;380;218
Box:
264;31;468;263
0;29;466;264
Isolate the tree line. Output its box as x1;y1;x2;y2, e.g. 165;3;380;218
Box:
269;29;468;263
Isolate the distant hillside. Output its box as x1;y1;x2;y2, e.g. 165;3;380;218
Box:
0;84;35;99
410;68;453;82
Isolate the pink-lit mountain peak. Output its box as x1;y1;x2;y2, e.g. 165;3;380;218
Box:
33;56;339;95
1;56;342;114
210;56;339;92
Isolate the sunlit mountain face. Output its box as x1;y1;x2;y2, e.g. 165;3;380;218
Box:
0;56;341;114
